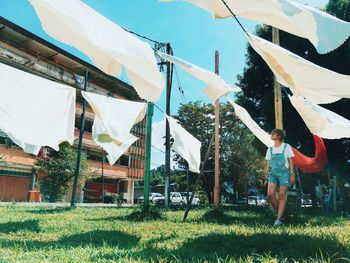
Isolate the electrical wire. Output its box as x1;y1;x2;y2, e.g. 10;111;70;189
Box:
151;162;164;167
117;29;174;116
152;145;165;153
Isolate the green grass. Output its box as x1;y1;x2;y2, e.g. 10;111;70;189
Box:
0;205;349;262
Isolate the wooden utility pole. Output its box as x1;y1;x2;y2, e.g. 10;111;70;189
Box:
272;27;283;129
213;50;220;209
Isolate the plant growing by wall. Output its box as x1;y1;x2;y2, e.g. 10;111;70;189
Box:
36;142;89;202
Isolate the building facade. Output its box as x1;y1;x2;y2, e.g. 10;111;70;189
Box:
0;17;145;204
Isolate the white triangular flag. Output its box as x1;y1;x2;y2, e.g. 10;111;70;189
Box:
30;0;164;102
161;0;350;54
0;62;76;155
227;97;273;147
158;52;241;103
165;115;201;173
248;33;350;104
82;91;146;165
290;95;350;139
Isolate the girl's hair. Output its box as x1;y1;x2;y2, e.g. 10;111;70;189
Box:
271;129;286;141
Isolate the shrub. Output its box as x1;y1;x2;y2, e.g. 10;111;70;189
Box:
36;142;89;202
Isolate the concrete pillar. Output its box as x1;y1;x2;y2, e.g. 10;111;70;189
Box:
123;180;134;204
79;179;85;203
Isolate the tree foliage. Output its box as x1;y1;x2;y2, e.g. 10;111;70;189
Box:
151;165;165;186
36;142;89;202
174;101;266;202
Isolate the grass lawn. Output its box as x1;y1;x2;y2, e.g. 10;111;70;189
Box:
0;205;349;262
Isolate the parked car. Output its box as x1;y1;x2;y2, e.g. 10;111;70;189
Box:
235;198;247;206
258;197;268;207
138;192;165;205
180;192;200;205
248;196;268;207
170;192;183;205
248;196;257;206
301;198;312;208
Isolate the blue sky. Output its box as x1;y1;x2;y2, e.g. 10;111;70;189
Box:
0;0;328;168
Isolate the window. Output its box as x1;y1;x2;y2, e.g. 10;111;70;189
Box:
117;155;129;167
86;151;107;163
75;119;93;133
86;150;129;167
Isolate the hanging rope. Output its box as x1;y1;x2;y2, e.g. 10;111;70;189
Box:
174;66;186;103
122;27;162;45
154;103;165;114
220;0;252;40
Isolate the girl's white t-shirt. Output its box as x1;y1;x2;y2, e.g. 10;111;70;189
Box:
265;143;294;168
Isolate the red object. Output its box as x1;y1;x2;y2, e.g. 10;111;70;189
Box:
292;135;328;173
37;147;48;158
29;189;41;202
84;182;118;203
0;176;32;202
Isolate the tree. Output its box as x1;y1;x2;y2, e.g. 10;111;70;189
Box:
236;0;350;186
151;165;165;186
175;101;266;203
36;142;89;202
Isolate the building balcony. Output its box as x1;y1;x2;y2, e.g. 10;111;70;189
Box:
87;160;129;179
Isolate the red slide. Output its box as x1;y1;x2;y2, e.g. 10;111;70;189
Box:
292;135;328;174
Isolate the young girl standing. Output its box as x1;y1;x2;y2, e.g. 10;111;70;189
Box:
266;129;295;226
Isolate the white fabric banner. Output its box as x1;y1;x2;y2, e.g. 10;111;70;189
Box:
227;97;273;147
157;52;241;103
82;91;147;165
152;119;166;150
289;95;350;139
248;33;350;105
0;62;76;155
30;0;164;102
161;0;350;54
93;117;138;165
165;115;201;173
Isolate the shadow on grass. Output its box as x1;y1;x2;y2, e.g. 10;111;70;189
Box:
88;206;164;222
189;209;273;227
189;208;348;228
0;230;140;250
58;230;140;249
98;232;348;262
86;206;347;229
169;232;348;261
124;206;163;222
28;207;73;215
0;220;40;233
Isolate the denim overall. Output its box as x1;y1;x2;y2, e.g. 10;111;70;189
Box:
269;144;290;187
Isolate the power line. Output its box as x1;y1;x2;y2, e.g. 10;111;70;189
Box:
151;162;164;167
152;145;165;153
